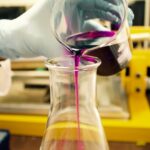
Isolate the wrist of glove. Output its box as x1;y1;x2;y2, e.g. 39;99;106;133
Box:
0;0;63;59
0;19;34;59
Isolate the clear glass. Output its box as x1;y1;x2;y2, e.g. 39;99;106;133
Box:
40;56;109;150
50;0;128;53
50;0;132;76
85;21;132;76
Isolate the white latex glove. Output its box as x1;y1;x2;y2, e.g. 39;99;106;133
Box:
0;0;133;59
0;59;11;96
0;0;63;59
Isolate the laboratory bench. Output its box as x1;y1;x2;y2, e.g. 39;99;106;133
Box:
10;135;150;150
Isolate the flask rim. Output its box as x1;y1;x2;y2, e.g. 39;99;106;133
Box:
45;55;101;71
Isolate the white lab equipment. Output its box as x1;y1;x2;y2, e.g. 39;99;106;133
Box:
0;59;11;96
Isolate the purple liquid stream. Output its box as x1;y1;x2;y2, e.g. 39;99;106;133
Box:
74;55;96;150
74;55;84;150
71;30;115;150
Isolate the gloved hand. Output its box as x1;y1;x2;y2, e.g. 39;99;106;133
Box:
64;0;134;32
80;0;134;24
0;0;134;59
83;8;134;32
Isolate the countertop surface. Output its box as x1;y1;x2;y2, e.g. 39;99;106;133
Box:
10;135;150;150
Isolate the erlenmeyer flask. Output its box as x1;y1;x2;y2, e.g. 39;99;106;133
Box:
40;56;109;150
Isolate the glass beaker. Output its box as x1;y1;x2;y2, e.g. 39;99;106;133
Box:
85;21;133;76
50;0;127;53
50;0;132;76
40;56;109;150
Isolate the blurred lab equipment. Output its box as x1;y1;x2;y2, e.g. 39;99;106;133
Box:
0;130;10;150
129;0;150;26
0;59;11;96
